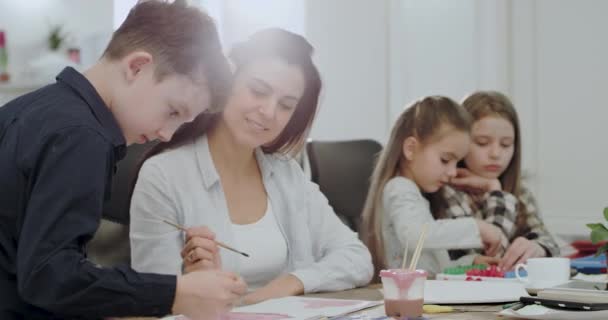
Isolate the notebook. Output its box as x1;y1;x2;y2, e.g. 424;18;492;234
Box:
500;304;608;320
535;280;608;306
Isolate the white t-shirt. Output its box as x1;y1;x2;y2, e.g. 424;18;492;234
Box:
231;200;288;290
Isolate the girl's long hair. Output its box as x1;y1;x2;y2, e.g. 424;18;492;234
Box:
361;96;472;279
461;91;529;236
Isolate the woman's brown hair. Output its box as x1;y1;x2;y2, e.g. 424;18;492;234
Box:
128;28;322;210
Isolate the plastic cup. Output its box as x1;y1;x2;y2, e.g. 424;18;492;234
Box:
380;269;428;318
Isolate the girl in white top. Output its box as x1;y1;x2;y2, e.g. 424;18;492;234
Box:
360;96;506;278
129;28;373;304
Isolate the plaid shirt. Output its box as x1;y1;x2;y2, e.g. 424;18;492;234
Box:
441;185;560;260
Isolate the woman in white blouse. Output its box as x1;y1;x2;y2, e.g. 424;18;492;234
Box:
129;28;373;305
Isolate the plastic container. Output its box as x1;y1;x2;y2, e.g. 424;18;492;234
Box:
380;269;428;318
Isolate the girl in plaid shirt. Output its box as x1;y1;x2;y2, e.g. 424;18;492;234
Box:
361;96;506;279
440;91;560;271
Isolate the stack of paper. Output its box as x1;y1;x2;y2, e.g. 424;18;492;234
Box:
500;304;608;320
225;296;382;320
573;273;608;283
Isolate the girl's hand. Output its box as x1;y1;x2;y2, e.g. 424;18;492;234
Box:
476;220;503;257
499;237;547;271
473;255;502;266
451;168;501;193
181;226;222;273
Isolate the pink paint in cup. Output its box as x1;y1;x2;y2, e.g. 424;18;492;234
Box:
380;269;428;318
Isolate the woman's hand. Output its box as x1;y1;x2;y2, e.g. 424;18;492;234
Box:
451;168;501;193
181;226;222;273
241;274;304;306
172;270;247;319
476;220;503;257
499;237;547;270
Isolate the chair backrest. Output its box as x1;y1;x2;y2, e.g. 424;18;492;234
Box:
102;142;156;225
306;139;382;233
88;142;156;266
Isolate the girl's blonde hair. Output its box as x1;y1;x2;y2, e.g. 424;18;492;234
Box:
361;96;472;279
461;91;528;236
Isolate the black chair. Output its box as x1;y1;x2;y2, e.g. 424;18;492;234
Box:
87;142;156;266
103;142;157;225
306;139;382;233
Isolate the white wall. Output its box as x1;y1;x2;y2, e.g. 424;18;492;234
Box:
388;0;479;118
220;0;305;49
0;0;113;79
305;0;389;143
532;0;608;237
113;0;137;30
306;0;606;238
196;0;305;53
388;0;513;139
511;0;540;193
0;0;113;104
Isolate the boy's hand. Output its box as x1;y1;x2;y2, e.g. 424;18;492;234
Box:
499;237;546;270
473;255;502;266
451;168;502;193
476;220;503;257
181;226;222;273
172;270;247;319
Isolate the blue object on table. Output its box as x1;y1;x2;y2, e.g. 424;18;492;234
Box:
504;269;527;278
570;253;607;274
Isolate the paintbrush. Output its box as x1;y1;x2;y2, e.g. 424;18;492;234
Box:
162;219;250;258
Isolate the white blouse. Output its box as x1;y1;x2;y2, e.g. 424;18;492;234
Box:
129;135;373;292
232;200;288;290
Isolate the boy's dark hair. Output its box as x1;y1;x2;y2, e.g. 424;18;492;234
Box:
103;0;230;108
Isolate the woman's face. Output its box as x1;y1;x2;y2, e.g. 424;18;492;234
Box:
222;57;306;149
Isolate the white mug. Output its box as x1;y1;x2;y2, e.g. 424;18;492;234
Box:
515;257;570;288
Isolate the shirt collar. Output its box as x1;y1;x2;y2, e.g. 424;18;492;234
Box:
195;135;274;190
56;67;126;151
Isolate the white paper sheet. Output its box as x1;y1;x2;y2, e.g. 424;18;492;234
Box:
227;296;381;320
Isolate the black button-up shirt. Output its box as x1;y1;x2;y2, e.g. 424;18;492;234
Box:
0;67;175;319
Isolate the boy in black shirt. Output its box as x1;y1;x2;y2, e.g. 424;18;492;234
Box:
0;1;246;319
